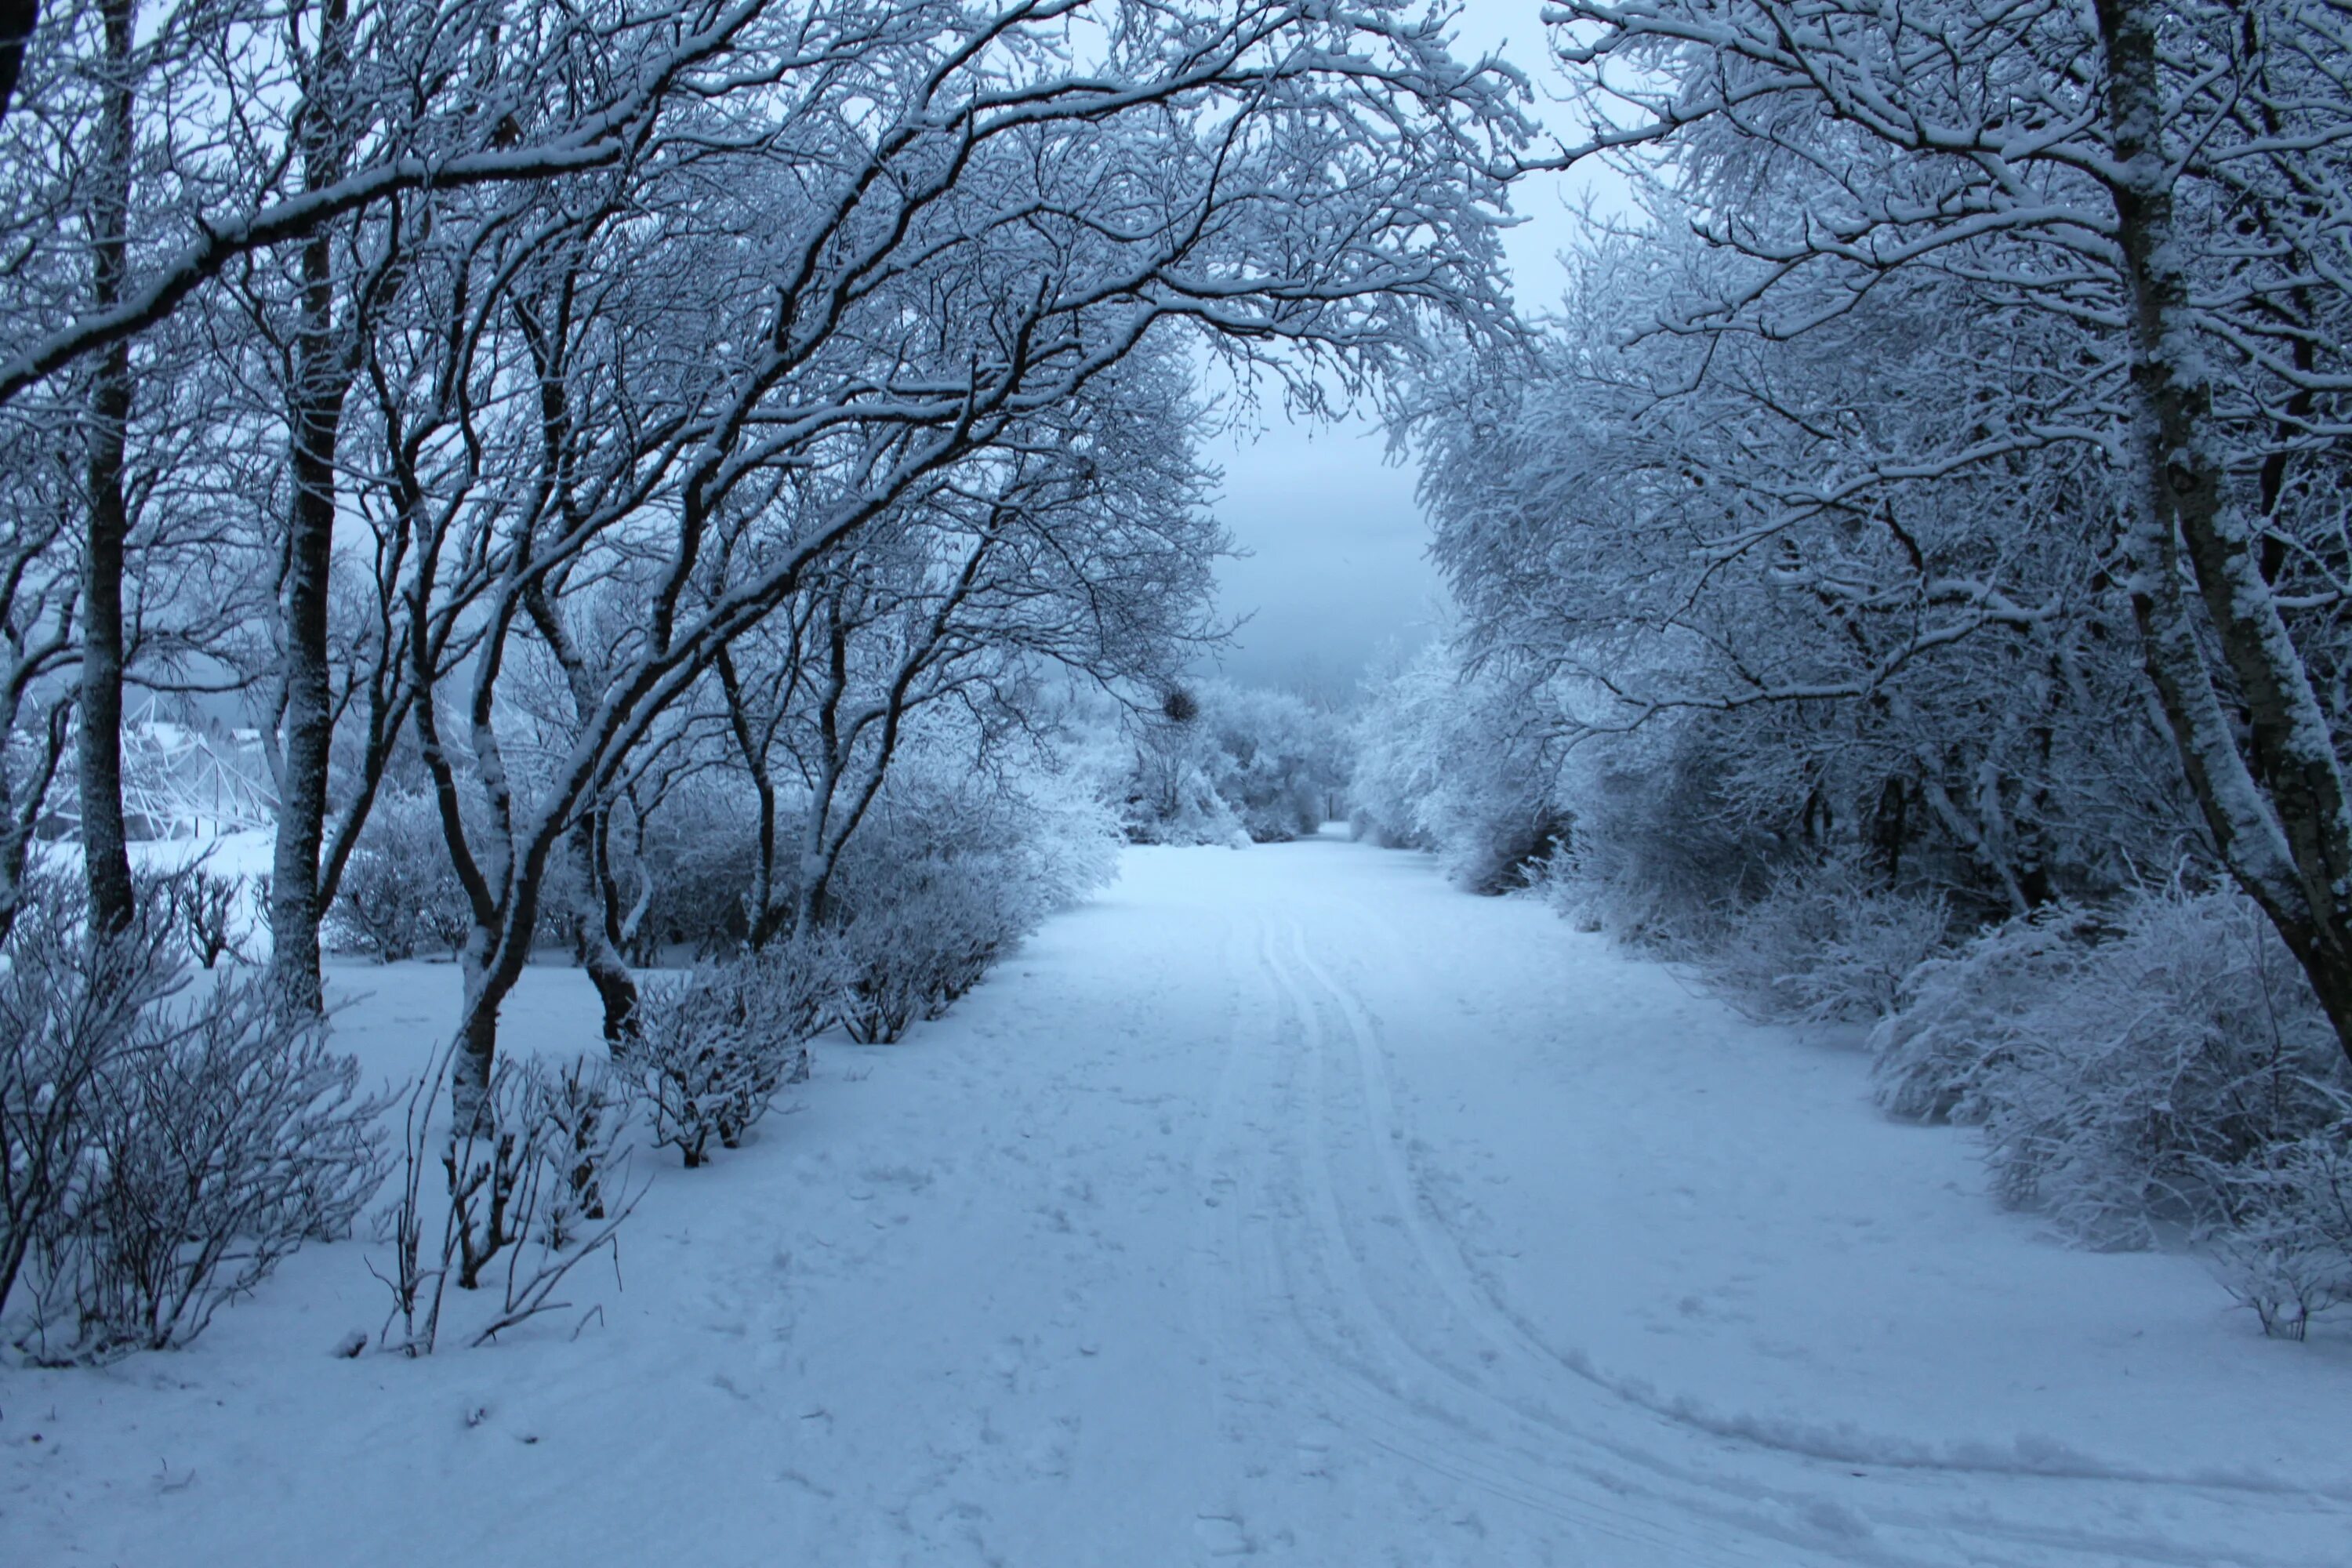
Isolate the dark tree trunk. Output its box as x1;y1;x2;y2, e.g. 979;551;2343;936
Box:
77;0;136;938
1868;775;1909;885
572;811;637;1048
268;0;354;1013
0;0;36;130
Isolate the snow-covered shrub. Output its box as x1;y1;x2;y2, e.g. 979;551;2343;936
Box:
3;882;387;1361
524;1054;629;1247
829;760;1118;1040
625;947;826;1167
1871;886;2347;1250
2208;1109;2352;1339
1199;683;1339;842
624;797;759;960
329;790;471;962
376;1048;641;1355
25;979;388;1360
169;866;252;969
1123;688;1246;845
2223;1127;2352;1339
1346;644;1452;851
1871;904;2099;1123
1348;644;1568;891
830;880;1011;1041
1121;681;1341;845
1538;719;1781;948
0;878;179;1327
1711;856;1947;1024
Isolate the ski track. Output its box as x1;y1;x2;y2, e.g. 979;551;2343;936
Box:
1247;900;2350;1568
6;837;2350;1567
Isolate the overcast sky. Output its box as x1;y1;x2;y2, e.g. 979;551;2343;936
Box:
1200;0;1615;694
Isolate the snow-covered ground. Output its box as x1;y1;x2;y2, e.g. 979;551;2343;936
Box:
7;834;2350;1566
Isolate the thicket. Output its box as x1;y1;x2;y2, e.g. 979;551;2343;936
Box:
1123;681;1348;846
1;879;387;1362
1372;0;2352;1337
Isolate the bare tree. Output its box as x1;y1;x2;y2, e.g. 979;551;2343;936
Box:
0;448;75;946
1534;0;2352;1051
713;343;1220;946
379;0;1521;1127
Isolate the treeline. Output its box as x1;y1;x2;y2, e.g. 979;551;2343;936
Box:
1368;0;2352;1335
0;0;1525;1359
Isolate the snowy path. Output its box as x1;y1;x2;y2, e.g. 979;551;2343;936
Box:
8;836;2352;1566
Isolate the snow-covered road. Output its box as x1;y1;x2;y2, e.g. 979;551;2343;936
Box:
9;836;2352;1565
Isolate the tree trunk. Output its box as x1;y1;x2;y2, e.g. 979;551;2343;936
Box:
77;0;136;938
451;941;503;1138
2099;0;2352;1064
269;0;354;1013
0;0;37;131
571;811;637;1047
269;268;343;1010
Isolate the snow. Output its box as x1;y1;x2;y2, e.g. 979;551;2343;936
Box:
7;833;2350;1565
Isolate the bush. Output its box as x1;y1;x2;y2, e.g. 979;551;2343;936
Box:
1871;885;2347;1251
826;761;1117;1040
3;884;387;1362
1123;708;1246;847
1126;681;1341;845
0;880;180;1328
831;880;1008;1043
375;1047;641;1355
1348;644;1573;891
169;866;256;969
568;779;760;963
329;790;471;962
523;1054;630;1247
624;948;826;1167
1537;720;1783;948
1710;856;1948;1024
2209;1111;2352;1339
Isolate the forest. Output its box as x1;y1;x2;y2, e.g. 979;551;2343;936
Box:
2;0;2350;1451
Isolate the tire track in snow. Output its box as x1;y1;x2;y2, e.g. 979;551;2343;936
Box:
1276;907;2352;1568
1179;907;1681;1560
1248;911;1836;1566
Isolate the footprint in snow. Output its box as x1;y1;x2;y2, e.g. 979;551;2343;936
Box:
1192;1513;1253;1556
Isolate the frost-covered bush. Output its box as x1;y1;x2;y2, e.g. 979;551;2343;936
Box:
599;779;760;961
31;983;387;1360
1348;644;1567;891
1200;683;1338;842
625;948;827;1167
376;1047;641;1355
0;880;179;1327
830;874;1019;1042
2;883;387;1362
1347;645;1453;851
1711;856;1948;1024
830;760;1118;1040
1871;904;2098;1123
2208;1112;2352;1339
1123;681;1341;845
1538;718;1788;948
169;866;255;969
329;790;471;962
523;1054;630;1247
1123;688;1247;846
1871;886;2347;1250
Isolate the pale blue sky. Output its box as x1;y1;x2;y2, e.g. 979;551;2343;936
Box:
1203;0;1621;692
